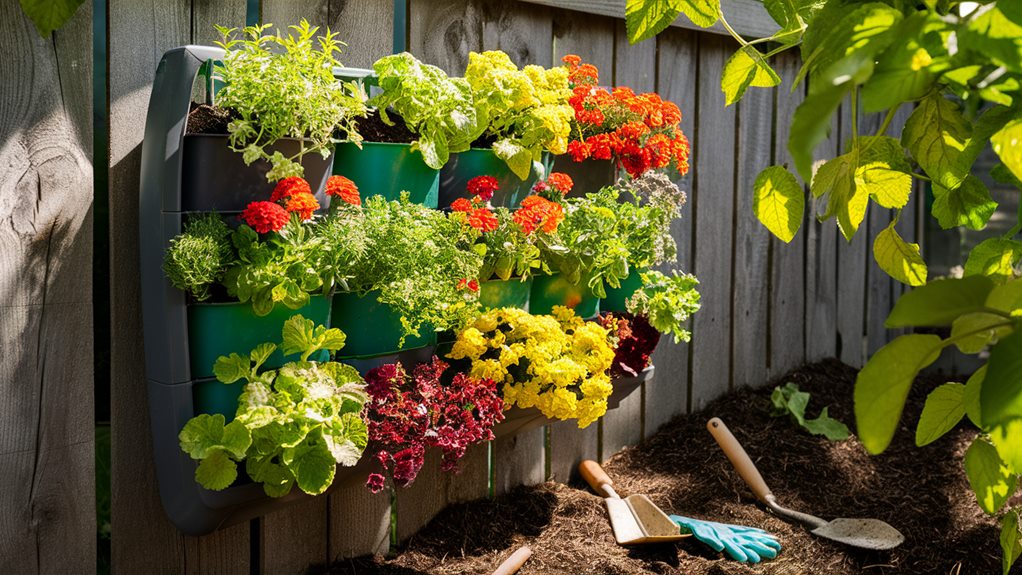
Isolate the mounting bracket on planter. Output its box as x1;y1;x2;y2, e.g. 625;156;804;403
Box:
139;46;376;536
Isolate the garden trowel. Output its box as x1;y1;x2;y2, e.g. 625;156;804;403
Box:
707;417;904;550
579;460;689;545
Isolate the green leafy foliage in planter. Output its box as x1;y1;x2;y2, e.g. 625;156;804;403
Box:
179;315;368;497
163;213;234;302
770;382;850;441
214;20;367;181
369;52;483;169
624;270;700;344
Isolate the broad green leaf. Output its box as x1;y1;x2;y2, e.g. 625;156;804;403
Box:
678;0;720;28
213;353;251;384
990;418;1022;474
802;406;850;440
992;118;1022;183
981;331;1022;426
220;420;252;459
856;136;913;209
873;222;927;286
992;162;1022;190
861;13;943;113
790;84;848;183
964;366;986;429
988;279;1022;314
753;166;804;243
812;154;868;240
286;439;337;495
250;343;277;372
963;438;1015;514
965;238;1022;284
721;46;781;106
194;450;238;491
958;7;1022;75
246;454;294;498
797;3;901;86
952;312;1013;354
886;275;995;327
179;414;250;460
282;314;346;361
625;0;683;43
19;0;86;37
902;93;973;190
854;334;942;453
915;383;965;446
1003;511;1022;575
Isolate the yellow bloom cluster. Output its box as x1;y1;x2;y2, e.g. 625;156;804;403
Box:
447;306;615;428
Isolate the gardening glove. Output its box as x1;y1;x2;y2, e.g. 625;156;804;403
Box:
669;515;781;563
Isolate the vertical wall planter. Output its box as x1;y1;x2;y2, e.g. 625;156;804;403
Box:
181;134;334;211
439;148;537;208
187;295;332;379
332;141;439;207
331;290;436;358
553;157;617;198
530;273;600;318
193;378;242;421
601;268;646;313
479;277;532;311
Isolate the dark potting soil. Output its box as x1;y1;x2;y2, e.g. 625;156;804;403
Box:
310;359;1017;575
186;103;235;135
356;109;418;144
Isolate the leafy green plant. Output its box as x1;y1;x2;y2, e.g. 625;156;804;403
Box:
472;208;544;281
214;21;367;181
624;269;700;343
770;382;850;441
162;213;234;301
178;315;368;497
465;50;575;179
369;52;483;169
319;195;483;341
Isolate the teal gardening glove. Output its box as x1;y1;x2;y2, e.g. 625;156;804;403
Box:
669;515;781;563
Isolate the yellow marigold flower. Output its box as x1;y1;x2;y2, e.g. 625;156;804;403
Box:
471;358;509;383
474;312;499;333
499;346;520;368
580;373;613;401
551;305;584;329
547;387;578;420
517;380;542;409
503;382;520;408
448;327;488;360
575;397;607;429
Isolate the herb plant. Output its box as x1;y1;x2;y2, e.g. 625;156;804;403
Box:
178;315;369;496
624;270;701;344
465;51;575;179
369;52;483;169
214;20;367;181
162;213;234;301
770;382;850;441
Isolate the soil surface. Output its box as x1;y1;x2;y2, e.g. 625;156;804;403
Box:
312;360;1017;575
356;109;417;144
187;103;235;134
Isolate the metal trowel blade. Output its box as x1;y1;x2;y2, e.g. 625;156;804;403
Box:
811;518;905;550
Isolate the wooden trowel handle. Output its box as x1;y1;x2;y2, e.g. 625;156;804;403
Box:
707;417;774;503
579;460;613;497
491;546;533;575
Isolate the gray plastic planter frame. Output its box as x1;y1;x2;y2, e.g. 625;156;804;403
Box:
139;45;375;536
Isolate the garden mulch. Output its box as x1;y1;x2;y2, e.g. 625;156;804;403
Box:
312;359;1016;574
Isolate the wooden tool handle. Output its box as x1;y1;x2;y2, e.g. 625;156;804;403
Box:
491;546;533;575
579;460;613;496
707;418;774;503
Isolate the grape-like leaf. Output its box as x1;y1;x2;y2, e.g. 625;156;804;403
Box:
965;238;1022;285
873;221;926;287
721;46;781;106
932;176;997;231
194;450;239;491
753;166;804;243
991;118;1022;183
213;353;251;384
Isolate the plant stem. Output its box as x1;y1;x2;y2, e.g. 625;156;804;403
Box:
717;12;749;48
939;320;1017;350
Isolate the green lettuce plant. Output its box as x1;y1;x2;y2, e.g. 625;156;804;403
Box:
214;20;368;181
162;213;234;301
770;382;850;441
465;50;575;179
624;270;701;343
178;315;369;497
368;52;483;169
474;208;545;281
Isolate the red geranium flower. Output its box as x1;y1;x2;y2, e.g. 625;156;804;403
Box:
450;197;473;213
241;201;290;234
325;175;361;206
466;175;499;202
467;207;499;232
457;278;480;292
270;176;312;202
514;196;563;234
284;192;320;221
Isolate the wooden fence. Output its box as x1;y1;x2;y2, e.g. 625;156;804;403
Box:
0;0;929;572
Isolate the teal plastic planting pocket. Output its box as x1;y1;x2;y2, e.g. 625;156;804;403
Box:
331;290;435;358
530;273;600;318
479;277;533;311
187;295;332;380
332;141;439;207
440;148;538;208
192;378;241;422
601;268;646;313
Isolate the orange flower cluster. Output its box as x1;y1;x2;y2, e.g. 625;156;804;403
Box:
269;176;320;220
240;201;290;234
513;195;564;235
531;171;574;201
561;55;691;179
452;178;500;233
325;175;361;206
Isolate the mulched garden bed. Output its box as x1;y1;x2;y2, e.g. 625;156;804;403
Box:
313;359;1016;574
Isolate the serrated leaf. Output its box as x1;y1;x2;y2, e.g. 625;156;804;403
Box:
753;166;804;242
213;353;251;384
812;154;868;241
856;136;913;209
855;334;942;453
1003;510;1022;575
861;13;943;113
721;46;781;106
902;93;973;190
992;163;1022;189
179;414;230;459
246;454;294;498
625;0;683;43
886;276;995;328
965;238;1022;284
19;0;86;37
797;2;901;86
933;175;998;231
981;331;1022;426
678;0;719;28
992;118;1022;183
964;438;1015;514
221;420;253;459
915;383;965;446
286;438;337;495
964;366;986;429
250;343;277;372
952;312;1013;354
195;450;238;491
803;406;851;440
873;222;927;286
990;418;1022;475
958;7;1022;75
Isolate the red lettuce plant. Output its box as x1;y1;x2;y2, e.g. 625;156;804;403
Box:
363;357;504;492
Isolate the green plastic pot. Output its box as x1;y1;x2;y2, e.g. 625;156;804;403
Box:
188;295;332;380
331;290;436;358
530;273;600;318
479;277;533;311
601;268;647;313
193;379;242;422
439;148;538;208
333;141;439;207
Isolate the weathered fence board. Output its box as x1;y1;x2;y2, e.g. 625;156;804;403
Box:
806;112;840;362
